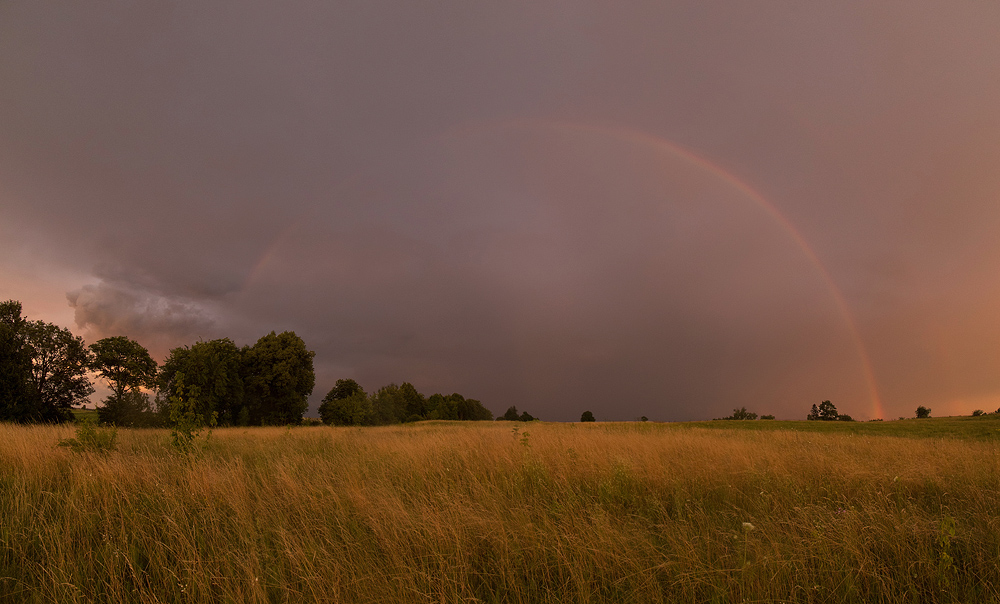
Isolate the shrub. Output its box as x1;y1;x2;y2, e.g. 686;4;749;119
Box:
760;414;775;420
580;411;596;422
916;406;931;419
57;418;117;453
972;409;985;417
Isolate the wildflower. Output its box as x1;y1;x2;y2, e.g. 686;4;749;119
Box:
742;522;755;532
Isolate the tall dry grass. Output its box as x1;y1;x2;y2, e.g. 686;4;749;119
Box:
1;421;998;603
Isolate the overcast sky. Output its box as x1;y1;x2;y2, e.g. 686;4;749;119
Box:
3;1;1000;421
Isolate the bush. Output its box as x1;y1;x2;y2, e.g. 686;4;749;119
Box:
760;414;775;420
972;409;985;417
580;411;596;422
916;406;931;419
57;418;117;453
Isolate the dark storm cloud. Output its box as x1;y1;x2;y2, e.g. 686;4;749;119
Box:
3;1;1000;419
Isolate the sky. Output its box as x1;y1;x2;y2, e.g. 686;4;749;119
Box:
3;1;1000;421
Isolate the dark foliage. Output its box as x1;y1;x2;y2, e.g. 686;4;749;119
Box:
501;406;520;421
580;410;596;422
0;300;41;422
242;331;315;425
716;407;758;420
808;400;839;421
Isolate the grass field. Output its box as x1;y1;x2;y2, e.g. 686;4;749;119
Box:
2;418;999;603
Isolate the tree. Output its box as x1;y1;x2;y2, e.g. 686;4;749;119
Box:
371;383;406;424
242;331;315;425
807;404;820;421
399;382;427;421
319;380;371;426
816;400;839;421
89;336;157;400
325;378;364;401
158;338;245;425
718;407;758;420
580;410;596;422
518;410;535;422
23;320;94;422
502;406;520;421
0;300;40;422
426;393;458;420
916;406;931;419
99;390;155;427
89;336;158;426
452;393;493;421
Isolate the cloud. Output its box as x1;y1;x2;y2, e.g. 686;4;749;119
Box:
67;281;216;358
3;1;1000;419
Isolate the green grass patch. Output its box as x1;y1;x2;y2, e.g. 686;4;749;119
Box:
682;414;1000;441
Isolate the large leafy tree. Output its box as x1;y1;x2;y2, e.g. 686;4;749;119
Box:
370;383;406;425
319;380;372;426
0;300;40;422
23;320;93;422
158;338;245;425
89;336;158;426
243;331;315;425
399;382;427;420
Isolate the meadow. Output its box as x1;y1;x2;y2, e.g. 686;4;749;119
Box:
2;418;999;603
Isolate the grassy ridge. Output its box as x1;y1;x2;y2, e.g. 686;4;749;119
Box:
687;414;1000;441
1;420;999;602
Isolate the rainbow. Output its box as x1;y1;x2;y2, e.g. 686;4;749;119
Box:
448;118;884;419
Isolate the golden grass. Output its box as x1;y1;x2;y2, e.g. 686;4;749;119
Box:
1;421;999;603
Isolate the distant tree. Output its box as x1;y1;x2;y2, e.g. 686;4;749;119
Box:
89;336;158;426
425;393;456;420
99;390;156;427
502;406;520;421
639;416;648;422
817;400;839;421
371;383;407;424
837;414;854;422
319;386;371;426
23;320;94;422
453;394;493;421
158;338;245;426
718;407;758;420
0;300;41;422
399;382;427;420
89;336;157;401
518;411;535;422
807;404;820;421
916;405;931;419
581;410;596;422
242;331;315;425
760;414;775;420
972;409;985;417
325;378;364;401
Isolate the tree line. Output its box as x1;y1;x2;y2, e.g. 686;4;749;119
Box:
317;378;495;425
1;299;491;427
